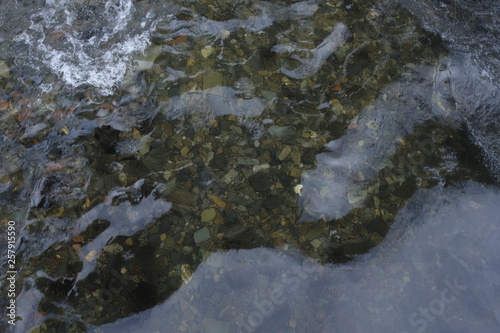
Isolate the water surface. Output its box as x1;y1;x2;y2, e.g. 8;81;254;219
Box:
0;0;499;332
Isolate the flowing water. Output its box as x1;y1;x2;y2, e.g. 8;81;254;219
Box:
0;0;499;332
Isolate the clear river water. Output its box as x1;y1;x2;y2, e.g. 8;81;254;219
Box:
0;0;499;332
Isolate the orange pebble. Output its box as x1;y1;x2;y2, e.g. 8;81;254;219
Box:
167;35;187;45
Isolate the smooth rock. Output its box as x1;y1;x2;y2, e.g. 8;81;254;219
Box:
278;146;292;161
134;45;162;71
207;194;226;209
222;169;238;183
268;125;295;138
262;90;277;101
248;171;271;191
203;71;222;89
201;46;215;58
0;60;10;78
201;207;217;223
194;227;211;243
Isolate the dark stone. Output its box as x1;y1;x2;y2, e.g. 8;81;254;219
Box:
392;175;418;199
248;199;263;215
169;250;195;266
123;160;149;182
184;125;195;139
225;210;240;224
221;226;258;250
130;281;157;311
219;118;232;131
263;194;283;210
363;217;389;236
93;125;121;154
210;153;227;170
147;233;162;247
248;171;271;192
326;243;353;264
81;219;111;244
39;277;74;301
166;189;195;214
301;147;317;165
339;238;376;256
196;169;213;189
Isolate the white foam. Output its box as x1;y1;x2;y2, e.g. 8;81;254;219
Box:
15;0;158;95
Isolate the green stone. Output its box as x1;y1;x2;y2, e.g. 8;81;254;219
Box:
268;126;295;138
278;146;292;161
203;71;222;89
194;227;211;243
0;61;9;78
134;45;162;71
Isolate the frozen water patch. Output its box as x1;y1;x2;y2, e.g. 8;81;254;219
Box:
161;87;266;125
71;181;171;289
399;0;500;87
298;62;458;221
15;0;162;95
434;56;500;181
89;182;500;333
273;22;349;79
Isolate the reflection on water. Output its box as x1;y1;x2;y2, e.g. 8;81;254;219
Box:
0;0;500;332
89;182;500;333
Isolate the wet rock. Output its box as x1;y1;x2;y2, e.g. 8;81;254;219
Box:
248;171;271;192
221;169;238;183
180;264;194;283
221;226;260;249
311;239;322;249
203;71;222;89
248;199;263;215
339;238;376;255
207;194;226;209
201;46;215;58
134;45;163;71
263;194;283;210
167;189;195;214
268;125;295;138
0;60;10;78
201;207;217;223
210;154;227;170
194;227;211;243
278;146;292;161
237;156;259;165
252;163;270;173
103;243;122;254
157;255;169;266
262;90;277;101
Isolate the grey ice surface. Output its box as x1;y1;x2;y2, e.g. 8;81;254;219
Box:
86;182;500;333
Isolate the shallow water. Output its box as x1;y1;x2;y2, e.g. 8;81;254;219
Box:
0;0;499;332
